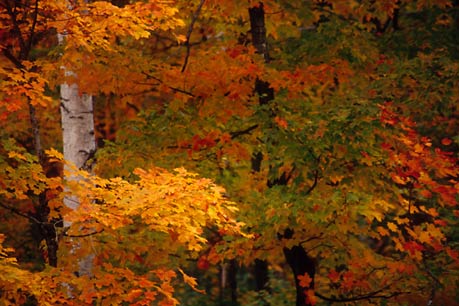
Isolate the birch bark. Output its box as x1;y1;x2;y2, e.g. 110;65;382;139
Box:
59;44;96;277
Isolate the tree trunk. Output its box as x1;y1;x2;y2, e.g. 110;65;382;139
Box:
29;101;60;268
249;6;316;305
60;77;96;275
248;3;273;303
249;3;269;61
254;259;269;291
228;259;238;305
218;260;238;305
283;245;316;306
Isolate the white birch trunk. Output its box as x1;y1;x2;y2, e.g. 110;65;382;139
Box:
60;78;96;276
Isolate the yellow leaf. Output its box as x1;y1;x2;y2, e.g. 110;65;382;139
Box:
377;226;389;237
178;269;205;294
7;151;27;161
45;148;64;160
330;175;344;184
387;222;397;232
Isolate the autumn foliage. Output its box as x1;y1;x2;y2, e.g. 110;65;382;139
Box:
1;0;459;305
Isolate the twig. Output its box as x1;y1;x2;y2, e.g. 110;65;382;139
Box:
4;0;27;57
181;0;206;73
0;202;42;224
26;0;39;54
139;72;195;97
64;229;104;238
316;288;408;303
230;124;259;139
305;169;319;195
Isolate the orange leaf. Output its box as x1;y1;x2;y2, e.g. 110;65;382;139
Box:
274;116;288;129
305;289;317;305
328;269;340;283
377;226;390;237
298;273;312;288
178;268;205;294
387;222;397;232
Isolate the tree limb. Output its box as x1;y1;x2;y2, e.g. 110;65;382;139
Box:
316;287;409;303
0;202;42;224
181;0;206;72
64;229;104;238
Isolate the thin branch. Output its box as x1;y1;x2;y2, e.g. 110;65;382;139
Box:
316;288;408;303
139;73;196;97
0;202;42;224
299;233;324;246
26;0;39;55
2;48;24;68
230;124;258;139
305;169;319;195
4;0;27;59
64;229;104;238
181;0;205;73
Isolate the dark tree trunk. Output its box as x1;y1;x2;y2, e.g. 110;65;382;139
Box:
248;2;269;61
248;4;274;302
4;0;60;268
254;79;274;105
249;4;316;306
280;229;316;306
28;168;60;269
283;245;316;306
29;102;60;268
229;259;238;305
218;260;238;305
254;259;269;291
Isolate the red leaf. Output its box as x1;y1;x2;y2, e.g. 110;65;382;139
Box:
297;273;312;288
328;269;340;283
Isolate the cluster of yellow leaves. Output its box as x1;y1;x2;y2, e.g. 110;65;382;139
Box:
51;0;184;53
61;160;244;249
0;63;53;120
0;141;62;202
0;147;246;304
0;234;69;305
0;234;36;305
43;149;245;303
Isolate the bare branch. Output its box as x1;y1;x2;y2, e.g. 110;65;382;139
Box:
305;169;319;195
139;72;196;97
230;124;258;139
181;0;206;73
316;288;409;303
26;0;40;54
64;229;104;238
0;202;42;224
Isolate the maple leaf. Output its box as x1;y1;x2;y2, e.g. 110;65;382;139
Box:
274;116;288;129
403;241;425;260
328;269;340;283
305;289;317;306
178;268;205;294
298;273;313;288
377;226;390;237
387;222;397;232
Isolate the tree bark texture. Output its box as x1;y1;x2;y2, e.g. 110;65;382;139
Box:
249;4;316;306
283;245;316;306
249;2;269;61
28;101;60;267
60;72;96;276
